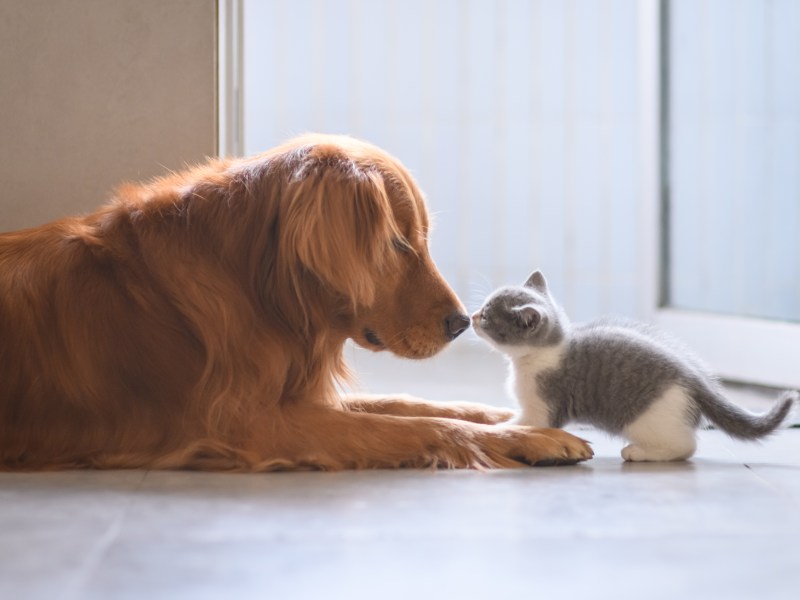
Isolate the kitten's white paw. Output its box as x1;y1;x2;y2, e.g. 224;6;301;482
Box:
621;443;694;462
621;444;650;462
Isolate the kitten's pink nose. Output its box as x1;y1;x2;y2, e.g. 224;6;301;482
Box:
471;311;481;325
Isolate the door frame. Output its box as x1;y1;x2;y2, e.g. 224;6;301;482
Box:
640;0;800;390
218;0;244;157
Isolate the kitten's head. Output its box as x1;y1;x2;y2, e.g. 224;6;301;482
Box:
472;270;568;356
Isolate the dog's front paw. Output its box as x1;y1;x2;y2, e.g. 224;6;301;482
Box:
526;427;594;465
477;426;593;467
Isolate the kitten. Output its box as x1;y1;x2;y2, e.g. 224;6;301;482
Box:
472;270;797;461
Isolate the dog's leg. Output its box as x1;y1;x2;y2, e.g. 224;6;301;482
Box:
255;407;592;470
341;394;515;424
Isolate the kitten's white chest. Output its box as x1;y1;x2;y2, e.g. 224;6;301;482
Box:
507;345;564;428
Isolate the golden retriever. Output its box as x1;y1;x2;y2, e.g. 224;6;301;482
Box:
0;134;592;470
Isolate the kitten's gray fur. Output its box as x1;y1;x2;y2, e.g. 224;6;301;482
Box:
473;270;797;461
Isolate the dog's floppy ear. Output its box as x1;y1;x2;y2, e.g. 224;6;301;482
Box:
281;163;401;306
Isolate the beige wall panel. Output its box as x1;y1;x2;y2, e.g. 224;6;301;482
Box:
0;0;217;231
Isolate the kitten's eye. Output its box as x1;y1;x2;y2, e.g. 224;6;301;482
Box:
392;237;412;254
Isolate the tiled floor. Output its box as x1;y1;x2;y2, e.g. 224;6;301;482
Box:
2;345;798;600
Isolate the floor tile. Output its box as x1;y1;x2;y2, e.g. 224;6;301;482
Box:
2;347;799;600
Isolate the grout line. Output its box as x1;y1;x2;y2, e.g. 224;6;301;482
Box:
741;462;800;510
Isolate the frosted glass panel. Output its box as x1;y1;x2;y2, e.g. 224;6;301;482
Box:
668;0;800;322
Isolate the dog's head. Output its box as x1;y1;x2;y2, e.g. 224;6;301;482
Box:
272;134;468;359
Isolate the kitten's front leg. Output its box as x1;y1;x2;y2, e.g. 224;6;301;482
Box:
511;394;553;428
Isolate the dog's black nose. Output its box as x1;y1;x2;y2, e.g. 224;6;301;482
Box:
445;313;470;340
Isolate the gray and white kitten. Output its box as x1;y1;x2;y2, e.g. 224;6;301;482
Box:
473;270;797;461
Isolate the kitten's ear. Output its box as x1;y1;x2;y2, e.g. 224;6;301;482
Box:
524;270;548;292
513;305;541;329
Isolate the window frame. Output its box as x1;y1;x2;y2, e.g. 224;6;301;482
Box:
642;0;800;389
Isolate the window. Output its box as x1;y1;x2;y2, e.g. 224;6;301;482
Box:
222;0;800;390
656;0;800;388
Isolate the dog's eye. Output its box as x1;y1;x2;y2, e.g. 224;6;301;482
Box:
392;238;412;254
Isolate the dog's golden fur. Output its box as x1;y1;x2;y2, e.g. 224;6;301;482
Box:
0;134;591;470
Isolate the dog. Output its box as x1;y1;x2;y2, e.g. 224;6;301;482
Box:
0;134;592;470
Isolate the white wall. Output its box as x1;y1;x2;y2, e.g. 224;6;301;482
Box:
243;0;646;322
0;0;217;232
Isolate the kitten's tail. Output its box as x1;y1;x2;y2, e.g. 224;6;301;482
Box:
693;386;797;440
